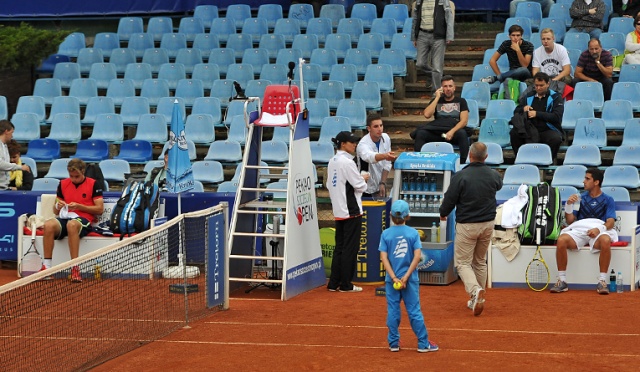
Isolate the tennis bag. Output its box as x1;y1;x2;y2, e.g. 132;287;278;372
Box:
109;169;162;237
518;183;562;243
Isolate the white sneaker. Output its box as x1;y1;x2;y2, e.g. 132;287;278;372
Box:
480;76;496;84
471;288;485;316
339;285;363;292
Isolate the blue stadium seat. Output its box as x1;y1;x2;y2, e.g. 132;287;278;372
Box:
68;78;98;106
483;142;505;165
113;140;153;164
178;17;204;42
563;144;602;166
191;97;223;127
378;48;407;77
192;34;219;62
32;178;60;192
82;96;115;125
133;114;168;143
503;164;540;185
288;3;314;30
345;48;372;77
216;180;239;194
156;97;186;125
337;18;364;46
382;3;409;30
318;116;351;143
306;17;333;44
539;17;565;43
530;32;542;49
273;18;301;45
143;160;165;174
551;165;587;187
556;186;580;202
210;18;236;44
72;139;110;162
185;114;216;144
561;99;594;130
225;63;255;88
514;143;553;166
315;80;345;110
242;18;269;45
306;98;330;128
611;82;640;111
572;118;607;147
613;145;640;166
99;159;131;183
320;4;346;30
461;81;491;110
191;64;219;92
52;62;80;89
619;63;640;83
88;63;117;90
329;64;358;91
371;18;397;46
226;4;252;30
25;139;61;161
192;160;224;184
208;48;235;77
563;32;590;52
226;34;254;61
127;33;154;60
36;54;70;75
293;63;321;92
351;81;382;111
567;48;582;73
142;48;170;75
20;157;36;177
158;63;186;91
210;79;235;109
357;32;385;59
89;114;124;143
45;160;72;179
260;34;287;62
403;17;413;34
119;96;150;125
549;3;571;28
193;4;219;31
599;32;626;56
11;113;41;142
261;63;289;85
271;125;291;144
260;140;289;164
478;118;511;147
174;48;202;75
336;98;367;130
223;100;259;126
515;1;542;30
46;96;80;124
324;33;351;60
350;3;377;30
608;16;635;34
622;118;640;145
496;184;521;201
421;142;454;153
160;33;187;61
76;48;104;76
364;64;395;92
47;113;81;143
245;79;271;99
57;32;86;58
493;32;510;48
109;48;136;75
204;140;243;164
242;48;269;77
140;78;170;107
602;165;640;188
258;4;283;31
174;79;204;107
601;99;634;130
124;62;153;89
310;141;335;165
117;17;144;43
466;99;480;129
392;33;417;60
15;96;46;123
600;186;631;202
191;180;205;192
504;17;532;40
226;115;249;146
486;99;517;121
275;48;303;68
146;16;173;43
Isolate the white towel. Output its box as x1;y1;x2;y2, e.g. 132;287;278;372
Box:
59;205;79;220
500;184;529;228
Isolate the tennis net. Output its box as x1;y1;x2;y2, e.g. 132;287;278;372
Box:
0;204;229;371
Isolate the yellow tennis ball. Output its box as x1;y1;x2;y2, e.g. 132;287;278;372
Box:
393;281;402;290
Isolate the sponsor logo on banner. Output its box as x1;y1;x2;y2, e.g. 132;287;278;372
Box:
293;173;315;225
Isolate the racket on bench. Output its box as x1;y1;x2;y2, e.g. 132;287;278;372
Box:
20;225;43;277
525;227;550;291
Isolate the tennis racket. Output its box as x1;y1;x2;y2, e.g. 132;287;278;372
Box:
20;226;43;277
525;228;550;291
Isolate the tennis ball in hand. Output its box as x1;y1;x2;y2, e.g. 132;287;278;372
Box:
393;281;402;290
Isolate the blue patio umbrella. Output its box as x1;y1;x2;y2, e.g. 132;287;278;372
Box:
166;99;194;197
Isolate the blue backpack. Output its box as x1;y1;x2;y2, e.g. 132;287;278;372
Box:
109;169;162;237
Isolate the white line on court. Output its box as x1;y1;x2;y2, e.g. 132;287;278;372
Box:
203;321;640;337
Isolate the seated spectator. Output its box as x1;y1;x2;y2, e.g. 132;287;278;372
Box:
481;25;533;87
572;38;614;100
8;139;33;191
623;15;640;64
531;28;573;86
41;158;104;282
0;120;31;190
411;75;470;162
568;0;605;39
509;0;554;18
612;0;640;18
509;72;564;162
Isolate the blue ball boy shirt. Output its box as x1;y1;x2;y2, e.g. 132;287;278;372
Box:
379;225;422;283
575;191;616;222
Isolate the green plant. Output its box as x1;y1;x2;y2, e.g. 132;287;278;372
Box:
0;23;71;71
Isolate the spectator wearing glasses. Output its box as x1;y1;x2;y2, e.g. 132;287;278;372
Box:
623;15;640;64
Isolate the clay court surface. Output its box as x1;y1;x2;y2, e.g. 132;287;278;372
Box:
2;267;639;371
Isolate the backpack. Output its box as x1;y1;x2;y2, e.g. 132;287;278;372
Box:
85;163;105;193
498;78;521;104
109;169;162;237
518;183;562;243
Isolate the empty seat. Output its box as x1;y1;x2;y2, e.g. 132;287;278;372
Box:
611;82;640;111
174;79;204;107
344;48;372;77
127;33;154;60
82;96;115;125
204;140;243;164
503;164;540;185
563;31;590;51
140;78;170;107
245;79;272;99
185;114;216;144
515;1;542;30
226;115;249;146
11;113;41;142
466;99;480;129
390;33;417;60
351;3;377;30
158;63;187;91
600;186;631;202
306;17;333;44
561;99;594;130
57;32;86;58
421;142;454;153
496;184;521;201
461;81;491;110
216;180;239;194
224;100;259;126
613;145;640;166
293;63;321;91
113;140;153;163
25;139;61;161
336;98;367;130
210;18;236;44
514;143;553;166
146;16;173;42
47;113;81;143
291;34;318;60
288;3;314;30
76;48;104;75
315;80;345;110
124;62;153;89
142;48;170;74
46;96;80;124
602;166;640;188
68;78;98;106
478;118;511;147
382;3;409;30
337;18;364;46
88;63;117;90
192;160;224;184
351;81;382;111
193;4;219;31
208;48;236;77
133;114;168;143
15;96;46;123
486;100;517;121
52;62;80;89
306;98;330;128
36;54;70;75
226;34;254;60
320;4;346;30
155;97;186;125
329;63;358;91
72;139;110;161
551;164;588;188
371;18;398;46
117;17;144;43
260;140;289;164
225;4;252;30
273;18;300;45
89;114;124;143
378;48;407;77
160;33;188;61
109;48;136;75
260;34;287;61
622;118;640;145
120;96;150;125
310;48;338;76
33;78;62;106
210;79;235;108
174;48;203;75
573;81;605;111
32;178;60;192
178;17;204;42
601;99;633;130
563;144;602;166
364;64;395;93
191;97;223;127
310;141;335;165
242;48;269;77
572;118;607;147
357;32;385;59
318;116;352;143
99;159;131;183
191;63;220;91
192;34;219;61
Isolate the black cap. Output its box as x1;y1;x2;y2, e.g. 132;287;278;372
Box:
332;131;360;145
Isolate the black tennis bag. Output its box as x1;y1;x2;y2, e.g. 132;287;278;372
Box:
518;183;562;243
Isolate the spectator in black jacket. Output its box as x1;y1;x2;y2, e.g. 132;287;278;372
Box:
612;0;640;18
8;140;33;191
439;142;502;317
509;72;564;161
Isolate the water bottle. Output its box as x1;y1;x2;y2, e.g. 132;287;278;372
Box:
415;175;423;192
419;195;427;213
422;176;429;192
409;175;415;191
402;175;408;191
430;176;437;192
428;196;434;213
431;222;437;243
617;272;623;293
609;269;617;292
436;195;442;212
439;220;447;242
409;195;416;210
